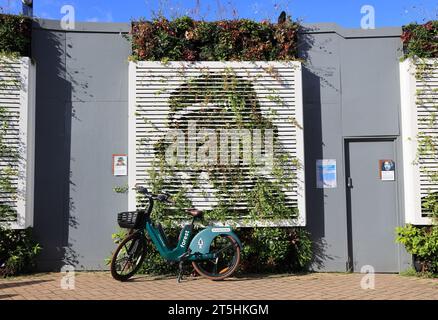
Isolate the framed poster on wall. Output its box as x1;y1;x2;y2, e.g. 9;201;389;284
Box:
113;154;128;176
316;159;337;188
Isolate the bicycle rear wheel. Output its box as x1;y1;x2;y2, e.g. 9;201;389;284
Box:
110;231;146;281
192;235;240;280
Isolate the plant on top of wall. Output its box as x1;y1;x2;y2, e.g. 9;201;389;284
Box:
0;14;32;57
401;20;437;59
131;15;300;61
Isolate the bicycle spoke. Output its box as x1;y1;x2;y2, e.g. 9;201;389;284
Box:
212;243;233;256
120;258;131;273
213;259;218;275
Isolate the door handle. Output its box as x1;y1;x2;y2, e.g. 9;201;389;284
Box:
347;177;353;188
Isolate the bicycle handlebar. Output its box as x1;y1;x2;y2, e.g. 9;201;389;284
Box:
133;186;173;204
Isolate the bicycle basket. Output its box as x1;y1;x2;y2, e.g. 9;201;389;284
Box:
117;211;144;229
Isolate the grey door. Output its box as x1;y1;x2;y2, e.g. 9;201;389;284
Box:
346;139;399;272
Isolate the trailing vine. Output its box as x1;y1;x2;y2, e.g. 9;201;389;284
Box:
0;13;31;221
412;58;438;221
0;58;20;222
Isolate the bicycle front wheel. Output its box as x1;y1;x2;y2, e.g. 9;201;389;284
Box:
110;231;146;281
192;235;241;280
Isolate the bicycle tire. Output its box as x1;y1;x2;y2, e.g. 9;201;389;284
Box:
110;231;147;282
192;235;241;281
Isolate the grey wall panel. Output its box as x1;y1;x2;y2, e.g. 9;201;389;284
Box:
68;101;127;269
299;25;406;271
340;37;403;136
300;29;348;271
301;32;341;105
31;30;67;102
66;33;130;102
32;21;131;270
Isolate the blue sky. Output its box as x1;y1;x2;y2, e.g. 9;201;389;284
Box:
0;0;437;27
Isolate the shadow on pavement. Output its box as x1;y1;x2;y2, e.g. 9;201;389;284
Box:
0;294;18;300
0;279;52;290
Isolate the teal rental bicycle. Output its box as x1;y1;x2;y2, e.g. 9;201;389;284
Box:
110;187;242;282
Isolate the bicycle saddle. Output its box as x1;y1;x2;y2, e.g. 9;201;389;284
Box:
187;208;203;219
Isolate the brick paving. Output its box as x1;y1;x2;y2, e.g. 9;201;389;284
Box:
0;272;436;300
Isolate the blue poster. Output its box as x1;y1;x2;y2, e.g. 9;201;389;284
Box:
316;159;337;188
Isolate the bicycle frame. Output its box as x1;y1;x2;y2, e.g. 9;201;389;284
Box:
144;221;215;262
139;196;241;263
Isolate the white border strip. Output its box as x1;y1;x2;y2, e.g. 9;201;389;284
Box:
294;62;306;226
3;57;36;229
128;61;137;211
399;59;431;225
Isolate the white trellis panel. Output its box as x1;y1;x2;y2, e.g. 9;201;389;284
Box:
129;61;305;226
0;57;35;229
400;58;437;225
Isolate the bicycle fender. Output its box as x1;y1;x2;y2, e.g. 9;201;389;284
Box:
189;226;242;255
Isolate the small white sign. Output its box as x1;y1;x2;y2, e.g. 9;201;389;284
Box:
380;160;395;181
212;227;231;233
316;159;337;188
113;154;128;176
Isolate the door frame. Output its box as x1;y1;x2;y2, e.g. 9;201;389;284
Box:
343;136;402;272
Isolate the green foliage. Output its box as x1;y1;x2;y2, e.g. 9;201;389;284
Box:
0;14;31;57
0;226;42;277
246;178;298;220
396;224;438;274
131;16;300;61
401;21;437;59
421;192;438;221
238;227;312;273
113;184;129;194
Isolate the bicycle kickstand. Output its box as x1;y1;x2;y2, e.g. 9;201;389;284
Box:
177;261;184;283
